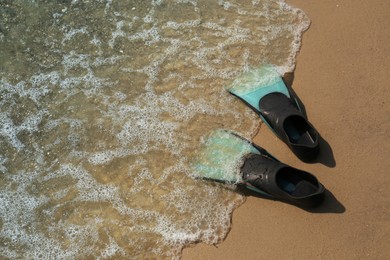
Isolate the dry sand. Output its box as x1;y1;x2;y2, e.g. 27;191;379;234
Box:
183;0;390;259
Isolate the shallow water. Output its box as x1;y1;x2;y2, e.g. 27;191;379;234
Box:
0;0;309;258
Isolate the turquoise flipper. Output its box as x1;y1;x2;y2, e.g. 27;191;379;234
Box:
226;65;290;112
227;65;320;162
193;131;325;207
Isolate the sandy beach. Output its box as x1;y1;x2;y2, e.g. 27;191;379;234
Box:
183;0;390;259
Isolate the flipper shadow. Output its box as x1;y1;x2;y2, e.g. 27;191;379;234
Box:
282;72;336;168
305;189;345;214
238;186;345;214
311;134;336;167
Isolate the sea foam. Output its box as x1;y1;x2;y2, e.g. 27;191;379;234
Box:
0;0;309;258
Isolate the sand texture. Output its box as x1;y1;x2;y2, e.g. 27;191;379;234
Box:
183;0;390;259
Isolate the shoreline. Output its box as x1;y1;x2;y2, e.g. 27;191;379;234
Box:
183;0;390;258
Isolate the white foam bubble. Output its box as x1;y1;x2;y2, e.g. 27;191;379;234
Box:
0;113;24;150
154;215;200;245
61;27;89;45
61;52;90;73
99;237;126;259
127;26;160;45
165;19;201;30
0;156;7;173
108;20;126;48
175;0;198;6
90;35;102;46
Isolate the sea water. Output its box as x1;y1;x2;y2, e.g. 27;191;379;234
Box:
0;0;309;258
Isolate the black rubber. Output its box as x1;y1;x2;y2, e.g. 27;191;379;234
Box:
259;92;319;161
241;152;325;208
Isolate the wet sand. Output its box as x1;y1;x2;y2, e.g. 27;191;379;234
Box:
183;0;390;259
